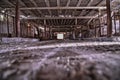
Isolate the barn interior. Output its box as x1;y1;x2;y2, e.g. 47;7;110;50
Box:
0;0;120;80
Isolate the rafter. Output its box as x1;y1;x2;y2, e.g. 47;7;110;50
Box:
3;0;15;7
86;0;105;24
79;0;93;16
72;0;82;16
57;0;61;16
66;0;70;7
77;0;82;7
57;0;60;7
29;0;43;16
65;0;70;15
19;0;35;16
44;0;52;16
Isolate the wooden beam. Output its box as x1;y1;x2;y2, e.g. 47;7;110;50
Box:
57;0;61;16
98;9;101;37
64;0;71;25
6;6;106;10
77;0;82;7
6;11;10;37
106;0;112;37
45;0;52;15
15;0;20;37
19;0;36;16
66;0;70;7
29;0;43;16
2;0;15;7
57;0;60;7
72;0;82;16
93;19;96;37
113;12;117;35
79;0;93;16
119;11;120;34
87;14;99;25
22;16;96;20
87;0;93;6
44;19;47;39
12;17;16;37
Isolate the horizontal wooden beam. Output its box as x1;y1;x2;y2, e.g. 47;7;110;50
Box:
44;25;84;27
6;6;106;10
52;30;72;32
22;16;96;20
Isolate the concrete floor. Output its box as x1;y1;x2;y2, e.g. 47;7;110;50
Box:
0;39;120;80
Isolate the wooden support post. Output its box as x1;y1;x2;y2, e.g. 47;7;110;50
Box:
36;27;40;38
98;9;101;37
0;14;3;37
27;24;29;37
15;0;20;37
44;25;46;39
106;0;112;37
44;19;47;39
119;10;120;34
47;26;49;39
87;25;89;38
29;24;31;37
0;16;2;41
20;22;23;37
73;26;76;39
12;17;15;37
28;25;31;37
49;26;51;39
6;12;10;37
50;26;53;39
93;19;96;38
70;26;72;36
114;12;117;35
21;22;23;37
73;19;77;39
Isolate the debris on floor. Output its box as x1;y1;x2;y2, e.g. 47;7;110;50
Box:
0;40;120;80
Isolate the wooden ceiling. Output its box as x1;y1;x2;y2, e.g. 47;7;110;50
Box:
0;0;117;28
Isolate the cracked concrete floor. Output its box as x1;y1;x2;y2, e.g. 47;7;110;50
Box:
0;40;120;80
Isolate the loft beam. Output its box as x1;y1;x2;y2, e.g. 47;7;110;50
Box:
6;6;106;10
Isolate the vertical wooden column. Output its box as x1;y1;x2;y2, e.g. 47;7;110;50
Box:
113;12;117;35
49;26;51;39
36;27;40;38
44;25;47;39
87;24;90;38
28;24;31;37
15;0;20;37
6;12;10;37
46;26;49;39
12;17;15;37
98;9;101;37
106;0;112;37
20;21;23;37
119;10;120;34
93;19;96;38
27;23;28;37
51;26;53;39
44;19;47;39
73;26;76;39
73;19;77;39
0;15;2;40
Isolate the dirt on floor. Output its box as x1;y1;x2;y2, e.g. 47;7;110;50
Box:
0;40;120;80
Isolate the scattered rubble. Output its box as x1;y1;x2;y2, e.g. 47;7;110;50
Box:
0;40;120;80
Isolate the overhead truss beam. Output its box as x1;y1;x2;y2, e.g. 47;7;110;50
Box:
6;6;106;10
22;16;96;20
